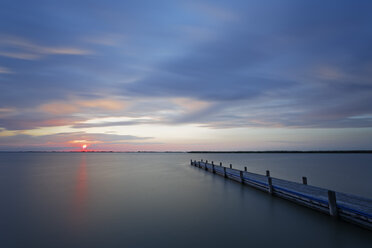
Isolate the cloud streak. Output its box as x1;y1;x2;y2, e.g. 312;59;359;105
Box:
0;66;12;73
0;35;92;60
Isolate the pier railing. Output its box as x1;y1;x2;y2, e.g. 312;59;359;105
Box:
190;159;372;231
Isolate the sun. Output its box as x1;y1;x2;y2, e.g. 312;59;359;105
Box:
82;144;87;149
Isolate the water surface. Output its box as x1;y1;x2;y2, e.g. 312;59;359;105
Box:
0;152;371;248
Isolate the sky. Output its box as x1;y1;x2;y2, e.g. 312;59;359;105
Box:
0;0;372;151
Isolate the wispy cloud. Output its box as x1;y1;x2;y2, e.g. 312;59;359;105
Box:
82;33;126;46
188;2;238;21
38;98;126;115
0;35;92;60
0;66;13;73
72;116;155;129
0;51;41;60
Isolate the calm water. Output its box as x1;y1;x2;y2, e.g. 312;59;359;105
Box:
0;152;371;248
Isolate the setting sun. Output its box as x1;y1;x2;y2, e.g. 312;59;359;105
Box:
82;144;87;149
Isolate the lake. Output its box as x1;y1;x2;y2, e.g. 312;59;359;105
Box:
0;152;371;247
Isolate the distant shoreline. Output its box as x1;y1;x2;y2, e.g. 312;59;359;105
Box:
188;150;372;153
0;150;371;153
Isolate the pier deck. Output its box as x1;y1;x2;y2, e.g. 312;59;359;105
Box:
191;160;372;231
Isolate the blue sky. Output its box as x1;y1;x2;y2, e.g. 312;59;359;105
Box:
0;0;372;151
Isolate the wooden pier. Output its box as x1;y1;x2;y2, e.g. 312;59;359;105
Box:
190;159;372;231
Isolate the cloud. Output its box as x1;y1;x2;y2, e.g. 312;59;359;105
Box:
39;102;79;115
0;115;78;131
82;33;126;47
0;51;41;60
0;35;92;60
187;2;238;22
39;98;125;115
72;120;152;129
0;66;12;73
117;0;372;129
0;97;127;131
76;99;125;111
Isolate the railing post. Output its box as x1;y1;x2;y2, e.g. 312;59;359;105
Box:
240;171;244;184
230;164;232;169
220;162;222;166
223;167;227;178
328;190;338;217
244;166;247;172
267;177;273;194
302;176;307;185
266;170;270;177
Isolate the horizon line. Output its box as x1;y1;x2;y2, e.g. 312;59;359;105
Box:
1;150;372;153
